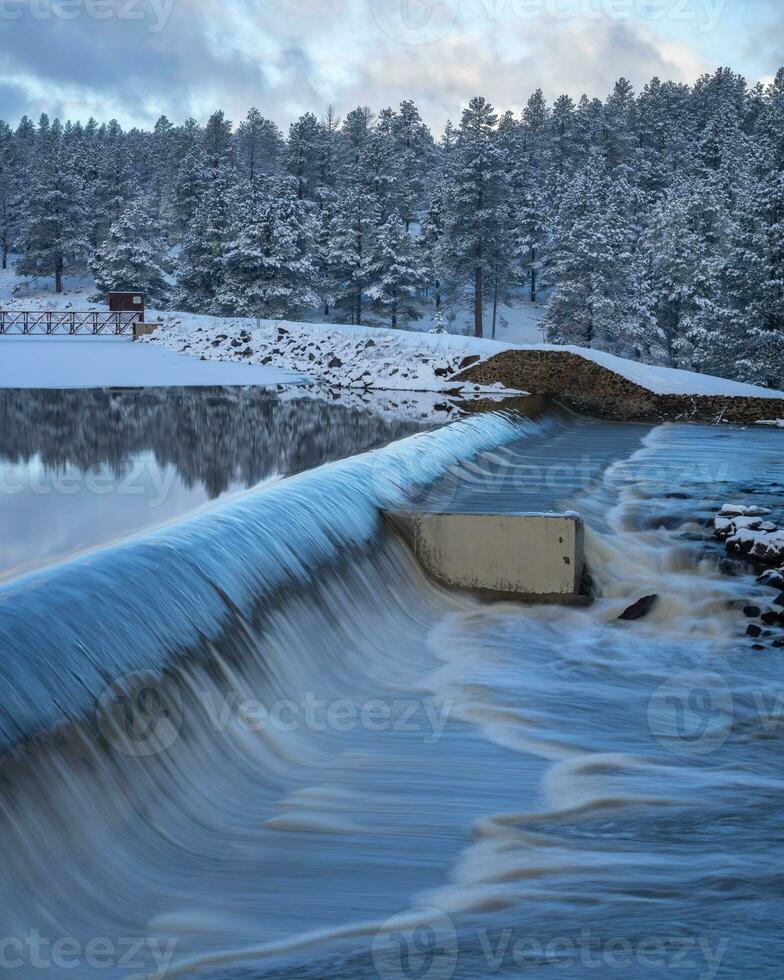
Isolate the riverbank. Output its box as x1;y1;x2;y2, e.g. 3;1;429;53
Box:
145;314;784;424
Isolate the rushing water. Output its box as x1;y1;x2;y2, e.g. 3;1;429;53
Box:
0;404;783;980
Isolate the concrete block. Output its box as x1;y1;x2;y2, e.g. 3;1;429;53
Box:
132;320;158;341
384;511;585;602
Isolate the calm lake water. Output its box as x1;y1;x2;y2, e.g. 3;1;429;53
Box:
0;399;782;980
0;387;423;582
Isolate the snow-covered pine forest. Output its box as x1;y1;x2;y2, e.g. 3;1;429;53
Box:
1;67;783;387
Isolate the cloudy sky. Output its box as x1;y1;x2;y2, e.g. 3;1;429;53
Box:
0;0;781;131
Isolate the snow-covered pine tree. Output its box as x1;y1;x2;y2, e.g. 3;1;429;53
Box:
440;97;508;337
176;162;236;314
718;148;784;387
286;113;326;202
169;137;207;237
322;179;379;325
365;212;423;328
16;118;90;293
91;119;139;246
0;121;19;270
202;110;235;170
218;176;318;321
235;108;284;183
390;100;434;230
419;191;446;312
90;199;171;306
430;308;447;333
542;153;611;346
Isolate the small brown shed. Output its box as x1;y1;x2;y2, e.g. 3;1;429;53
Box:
109;291;145;322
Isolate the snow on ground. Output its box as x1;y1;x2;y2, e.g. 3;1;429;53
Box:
0;337;310;389
0;262;100;311
2;264;782;402
144;312;522;396
146;312;784;401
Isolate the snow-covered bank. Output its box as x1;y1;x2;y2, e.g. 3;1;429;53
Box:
143;313;521;395
0;337;310;389
145;312;784;401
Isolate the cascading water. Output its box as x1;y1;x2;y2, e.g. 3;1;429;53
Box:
0;407;782;980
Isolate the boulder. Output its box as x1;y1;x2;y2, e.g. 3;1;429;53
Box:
619;595;659;621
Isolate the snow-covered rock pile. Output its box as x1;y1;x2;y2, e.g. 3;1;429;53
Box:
144;315;521;396
713;504;784;567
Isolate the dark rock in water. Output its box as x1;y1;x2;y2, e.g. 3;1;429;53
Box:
758;570;784;590
773;638;784;648
744;605;762;618
752;644;766;651
619;595;659;621
719;558;746;577
773;593;784;607
747;624;763;637
761;611;780;625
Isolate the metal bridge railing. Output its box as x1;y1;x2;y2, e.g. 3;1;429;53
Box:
0;311;142;336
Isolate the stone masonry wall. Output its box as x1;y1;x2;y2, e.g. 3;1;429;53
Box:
458;349;784;425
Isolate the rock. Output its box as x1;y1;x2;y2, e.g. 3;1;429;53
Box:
747;624;762;637
743;605;762;618
720;504;772;517
434;367;451;378
719;558;745;577
328;357;343;369
761;611;780;625
619;595;659;621
459;354;481;371
773;593;784;607
752;644;766;651
773;638;784;648
758;570;784;590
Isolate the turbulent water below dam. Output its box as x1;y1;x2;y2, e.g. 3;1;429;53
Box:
0;391;783;980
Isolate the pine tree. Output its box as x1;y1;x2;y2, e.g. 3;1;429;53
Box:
235;108;284;182
218;176;318;321
323;181;379;324
366;213;423;328
176;164;236;313
440;97;508;337
391;100;433;230
16;119;90;293
91;119;138;246
0;122;18;270
286;113;325;201
90;200;171;305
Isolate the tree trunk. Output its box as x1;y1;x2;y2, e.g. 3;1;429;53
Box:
474;265;483;338
55;257;63;294
492;275;498;340
530;247;537;302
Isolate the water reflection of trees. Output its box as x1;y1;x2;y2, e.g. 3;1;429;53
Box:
0;388;423;498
